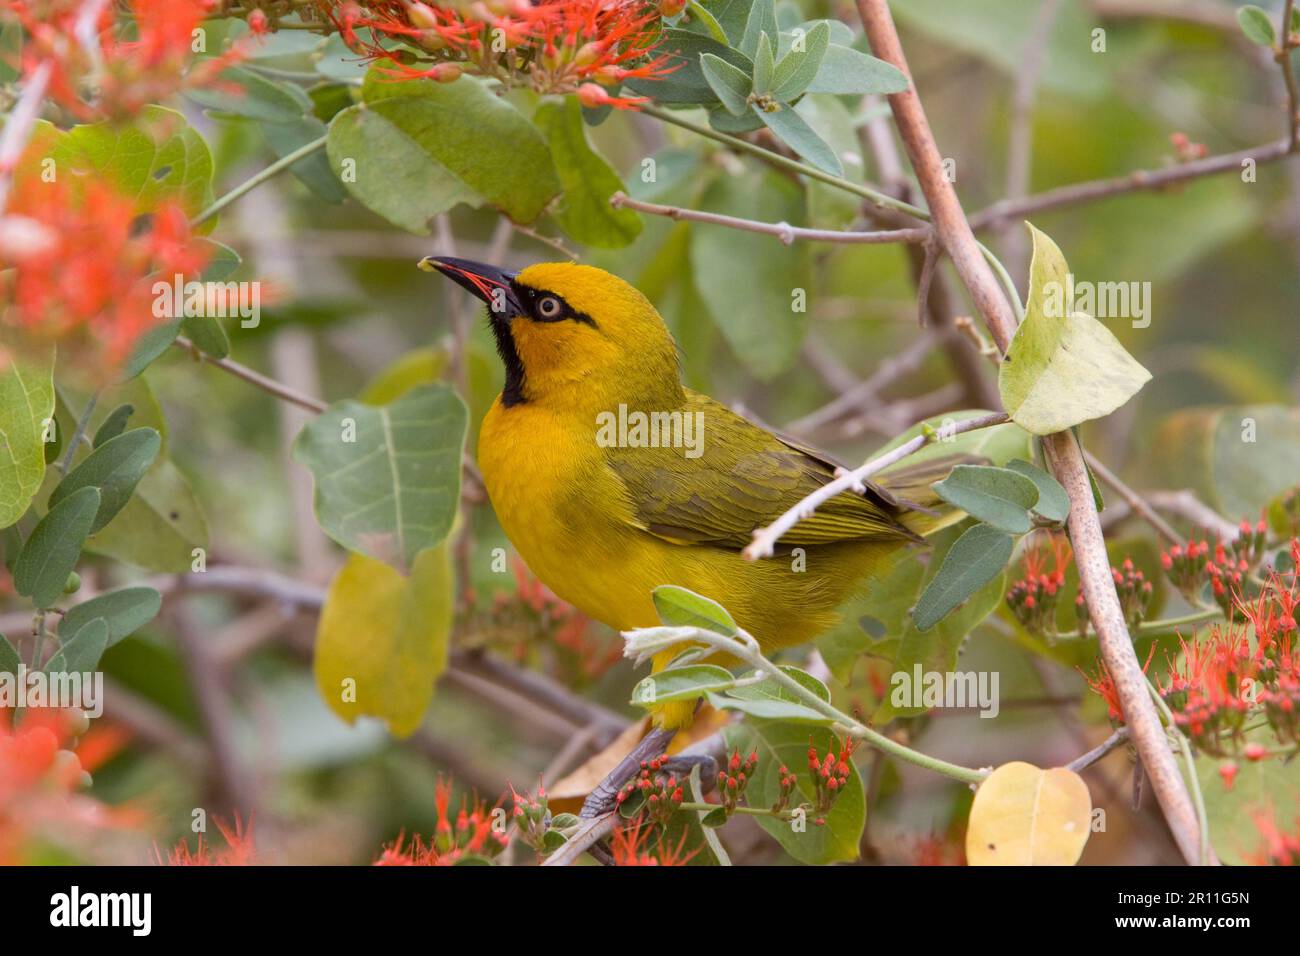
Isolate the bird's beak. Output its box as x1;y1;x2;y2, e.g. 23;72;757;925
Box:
419;255;523;316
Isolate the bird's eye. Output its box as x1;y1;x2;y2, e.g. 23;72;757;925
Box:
536;295;563;319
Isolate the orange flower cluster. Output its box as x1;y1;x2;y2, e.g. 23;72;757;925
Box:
1005;533;1071;636
1;0;252;121
808;733;856;824
1086;539;1300;758
0;707;139;863
321;0;675;108
609;816;695;865
157;817;257;865
1;147;210;366
465;559;620;685
374;777;509;864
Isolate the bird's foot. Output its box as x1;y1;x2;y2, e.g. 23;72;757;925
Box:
579;725;677;819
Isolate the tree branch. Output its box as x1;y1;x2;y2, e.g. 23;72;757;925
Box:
743;412;1008;560
970;137;1297;230
857;0;1207;865
611;191;931;245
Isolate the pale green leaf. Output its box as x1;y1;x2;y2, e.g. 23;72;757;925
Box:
292;383;467;572
999;224;1152;436
0;342;55;528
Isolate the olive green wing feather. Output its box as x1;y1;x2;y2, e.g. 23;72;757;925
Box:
603;392;917;549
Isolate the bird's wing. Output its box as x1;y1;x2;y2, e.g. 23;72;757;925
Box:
603;391;918;549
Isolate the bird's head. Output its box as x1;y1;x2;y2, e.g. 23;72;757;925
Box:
421;257;682;410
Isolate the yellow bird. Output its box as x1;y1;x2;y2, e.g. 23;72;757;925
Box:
424;257;953;810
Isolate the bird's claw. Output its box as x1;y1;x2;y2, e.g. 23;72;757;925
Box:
579;725;677;819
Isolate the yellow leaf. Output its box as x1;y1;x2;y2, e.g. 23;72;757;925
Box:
314;545;452;737
966;761;1092;865
360;347;448;405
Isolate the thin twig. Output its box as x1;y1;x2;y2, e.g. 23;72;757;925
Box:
1144;490;1240;542
191;135;328;227
0;59;52;212
1279;0;1299;149
1083;450;1181;545
858;0;1207;865
785;330;950;434
542;813;618;867
743;412;1008;560
611;191;931;245
1066;727;1130;772
970;137;1297;230
175;336;327;413
1002;0;1064;284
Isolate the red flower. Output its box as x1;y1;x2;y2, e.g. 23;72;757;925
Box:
158;816;256;866
2;170;210;369
375;777;509;864
321;0;676;109
1;707;144;864
2;0;254;121
609;817;696;866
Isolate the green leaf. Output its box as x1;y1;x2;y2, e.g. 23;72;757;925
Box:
817;552;924;682
757;103;842;176
772;21;829;101
85;458;208;573
314;545;453;738
180;315;230;360
739;0;778;59
1196;726;1300;865
1006;458;1071;523
805;44;907;95
631;664;736;706
1143;405;1300;520
49;429;161;534
0;633;19;675
724;720;865;863
876;523;1008;720
1236;5;1276;45
52;106;214;221
707;691;831;723
326;73;560;232
0;341;55;528
45;617;109;675
92;404;135;448
623;29;754;105
690;166;809;379
999;224;1152;436
874;409;1033;471
652;585;738;635
292;383;467;572
701;807;729;828
890;0;1105;98
122;321;182;381
725;664;831;703
912;523;1013;632
185;65;310;122
533;98;642;248
13;487;100;608
752;32;776;93
932;464;1039;535
262;115;347;204
61;586;162;650
700;53;753;116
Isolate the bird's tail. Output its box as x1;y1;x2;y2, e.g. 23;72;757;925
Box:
874;453;983;539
